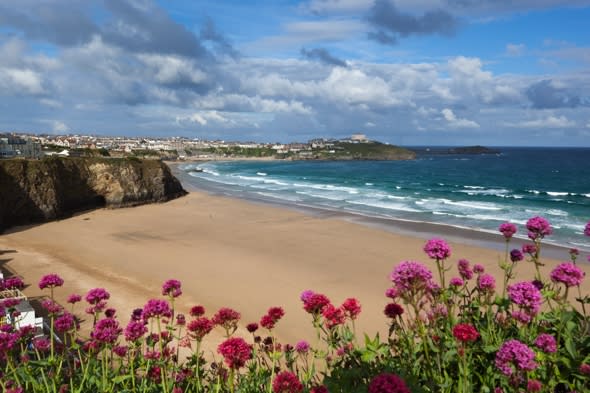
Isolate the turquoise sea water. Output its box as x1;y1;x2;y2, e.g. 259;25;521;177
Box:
179;147;590;252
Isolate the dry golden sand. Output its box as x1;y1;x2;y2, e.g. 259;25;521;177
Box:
1;191;589;354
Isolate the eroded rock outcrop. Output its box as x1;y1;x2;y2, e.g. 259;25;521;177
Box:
0;157;186;231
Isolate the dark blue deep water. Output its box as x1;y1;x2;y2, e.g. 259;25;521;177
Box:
179;148;590;251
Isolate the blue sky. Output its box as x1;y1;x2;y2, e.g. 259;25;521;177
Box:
1;0;589;146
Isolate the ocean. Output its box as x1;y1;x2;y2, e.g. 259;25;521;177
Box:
177;147;590;253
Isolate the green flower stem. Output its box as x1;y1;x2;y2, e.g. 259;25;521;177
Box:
157;317;170;393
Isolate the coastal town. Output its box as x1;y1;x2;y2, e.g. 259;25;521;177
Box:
0;131;416;160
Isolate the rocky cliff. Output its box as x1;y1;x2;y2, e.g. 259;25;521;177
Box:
0;157;186;231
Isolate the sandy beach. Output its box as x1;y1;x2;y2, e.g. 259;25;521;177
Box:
1;189;589;354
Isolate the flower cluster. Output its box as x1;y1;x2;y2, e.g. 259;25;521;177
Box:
272;371;303;393
212;307;241;333
423;238;451;260
341;298;362;320
510;249;523;262
477;273;496;293
495;339;538;376
321;304;345;329
187;317;214;341
260;306;285;330
91;318;122;345
217;337;252;369
390;260;434;293
368;373;411;393
124;320;147;342
584;220;590;237
508;281;542;316
550;262;585;288
526;216;552;240
457;259;473;280
142;299;172;320
38;273;64;290
452;323;480;343
162;279;182;298
499;222;517;239
301;291;331;315
534;334;557;353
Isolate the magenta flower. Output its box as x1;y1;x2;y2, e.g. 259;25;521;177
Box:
113;345;128;357
85;288;110;305
385;287;399;299
54;312;77;333
368;373;411;393
142;299;172;320
124;320;147;342
341;298;362;320
510;249;524;262
534;334;557;353
526;216;552;240
295;340;310;354
91;318;122;345
495;339;538;376
212;307;241;333
217;337;252;369
450;277;464;287
550;262;585;288
584;220;590;237
580;363;590;376
187;317;214;341
508;281;542;315
527;379;542;393
457;259;473;280
499;222;517;239
67;294;82;304
246;322;258;333
189;305;205;317
522;243;537;255
38;274;64;290
390;260;434;293
424;238;451;260
162;279;182;298
2;277;24;290
41;299;62;314
272;371;303;393
300;289;315;303
473;264;485;274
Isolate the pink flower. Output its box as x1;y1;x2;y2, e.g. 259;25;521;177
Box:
534;334;557;353
499;222;517;239
478;273;496;293
212;307;241;332
272;371;303;393
473;264;485;274
527;379;542;392
38;274;64;290
41;299;62;314
187;317;214;341
124;320;147;342
495;339;537;376
453;323;479;343
550;262;585;288
142;299;172;320
162;279;182;298
322;304;345;328
526;216;552;240
300;290;315;302
579;363;590;375
2;277;24;290
341;298;361;320
522;243;537;255
85;288;110;305
295;340;310;354
510;249;524;262
113;345;128;357
508;281;542;315
450;277;464;287
217;337;252;369
91;318;122;345
260;314;277;330
54;312;77;333
302;293;331;314
385;287;399;299
584;220;590;237
189;305;205;317
368;373;411;393
246;322;258;333
457;259;473;280
390;260;433;292
310;386;329;393
67;294;82;304
424;238;451;260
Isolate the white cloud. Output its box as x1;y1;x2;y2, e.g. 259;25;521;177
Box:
507;115;576;128
137;54;207;85
52;121;69;133
441;108;480;128
506;43;525;56
0;68;45;94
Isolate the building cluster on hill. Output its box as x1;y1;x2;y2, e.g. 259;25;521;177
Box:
0;131;372;160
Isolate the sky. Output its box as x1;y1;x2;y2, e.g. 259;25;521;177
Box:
0;0;589;146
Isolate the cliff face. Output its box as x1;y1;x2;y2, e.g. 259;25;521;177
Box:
0;157;186;231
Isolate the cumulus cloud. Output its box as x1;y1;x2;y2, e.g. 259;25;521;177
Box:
441;108;480;128
368;0;458;45
526;79;583;109
507;115;576;128
301;47;347;67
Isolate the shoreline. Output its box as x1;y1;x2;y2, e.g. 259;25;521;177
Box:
169;161;589;261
